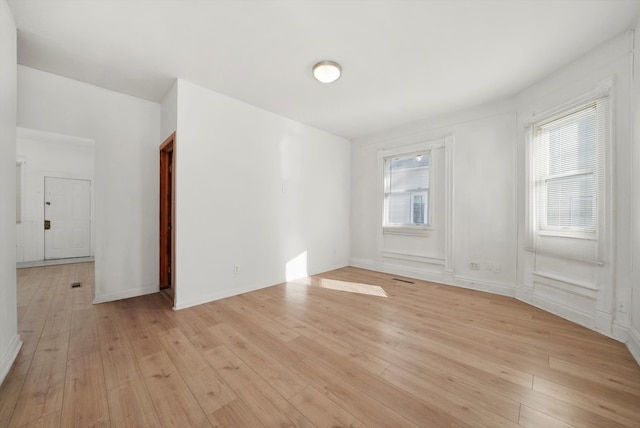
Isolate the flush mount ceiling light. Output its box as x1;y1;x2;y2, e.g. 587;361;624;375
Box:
312;60;342;83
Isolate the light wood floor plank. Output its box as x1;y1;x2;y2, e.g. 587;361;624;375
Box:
9;331;69;427
99;334;141;391
293;357;419;427
518;405;574;428
207;398;265;428
533;375;640;426
221;294;301;342
548;356;640;395
289;385;365;428
213;358;313;427
106;379;160;428
210;322;308;400
60;352;109;428
138;350;211;428
182;365;237;415
381;363;520;428
18;410;61;428
1;263;639;428
0;374;25;427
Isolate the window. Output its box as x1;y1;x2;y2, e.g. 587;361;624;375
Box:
384;152;430;229
531;97;608;238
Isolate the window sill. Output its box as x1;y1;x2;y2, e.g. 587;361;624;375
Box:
383;225;432;236
536;230;597;241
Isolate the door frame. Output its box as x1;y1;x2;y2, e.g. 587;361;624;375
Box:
159;132;176;305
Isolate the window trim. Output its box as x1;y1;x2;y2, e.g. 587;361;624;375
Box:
524;78;612;259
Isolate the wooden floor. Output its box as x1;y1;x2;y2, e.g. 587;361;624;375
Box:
1;264;639;427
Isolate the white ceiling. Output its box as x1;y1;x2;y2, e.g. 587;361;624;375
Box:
8;0;640;139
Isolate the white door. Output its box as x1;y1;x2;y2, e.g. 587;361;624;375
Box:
44;177;91;259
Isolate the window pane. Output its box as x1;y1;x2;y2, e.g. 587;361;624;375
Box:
547;109;596;175
385;153;430;227
412;194;425;224
389;156;429;192
388;193;411;224
546;175;595;229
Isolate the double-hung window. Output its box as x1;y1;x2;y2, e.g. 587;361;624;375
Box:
531;96;608;239
383;151;430;229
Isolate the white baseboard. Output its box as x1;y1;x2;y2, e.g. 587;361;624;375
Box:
174;282;272;311
531;294;595;330
349;257;378;271
515;286;533;303
0;335;22;386
381;262;444;282
628;326;640;366
612;321;629;342
349;258;515;297
93;284;159;304
451;274;516;297
594;310;613;338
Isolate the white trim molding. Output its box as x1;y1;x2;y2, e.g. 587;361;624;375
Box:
594;310;613;337
381;251;445;266
531;294;595;330
349;257;378;271
612;320;629;342
531;270;598;296
0;334;22;385
444;134;455;273
627;327;640;366
93;284;158;304
451;275;515;297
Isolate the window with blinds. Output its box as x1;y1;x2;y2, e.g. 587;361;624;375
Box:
384;152;430;227
531;97;608;237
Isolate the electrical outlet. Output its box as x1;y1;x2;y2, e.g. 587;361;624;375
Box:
486;263;493;271
234;265;240;274
470;262;480;270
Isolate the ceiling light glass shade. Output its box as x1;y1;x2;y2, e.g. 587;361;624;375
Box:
313;60;342;83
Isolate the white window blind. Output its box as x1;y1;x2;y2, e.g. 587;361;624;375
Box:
528;93;609;262
384;153;429;227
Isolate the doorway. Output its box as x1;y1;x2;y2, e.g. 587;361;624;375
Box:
44;176;91;260
159;133;176;306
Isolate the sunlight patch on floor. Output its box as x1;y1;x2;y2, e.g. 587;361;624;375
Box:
319;279;388;297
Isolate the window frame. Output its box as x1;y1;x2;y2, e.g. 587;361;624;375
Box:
381;147;433;235
533;103;599;238
526;82;611;245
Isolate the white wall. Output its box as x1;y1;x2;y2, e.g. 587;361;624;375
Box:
350;30;639;361
174;79;350;309
16;128;95;262
0;0;20;385
516;32;633;341
350;100;517;296
161;80;177;142
17;66;161;303
629;26;640;363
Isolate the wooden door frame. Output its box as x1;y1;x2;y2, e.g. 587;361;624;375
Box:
159;132;176;304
